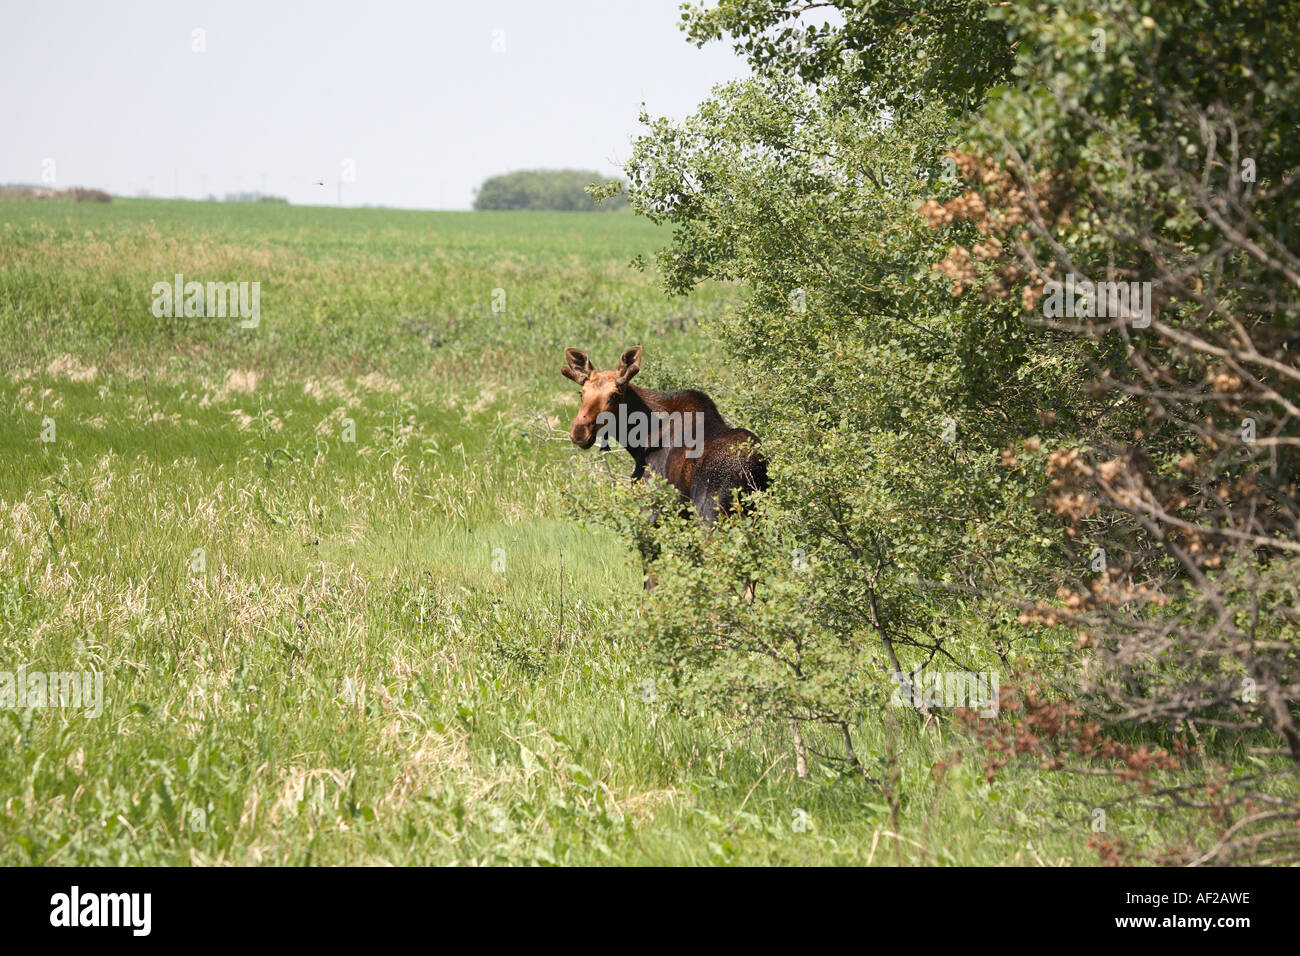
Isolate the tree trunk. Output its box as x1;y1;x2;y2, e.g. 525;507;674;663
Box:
840;720;865;775
790;717;808;778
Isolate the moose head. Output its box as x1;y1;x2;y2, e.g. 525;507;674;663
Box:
560;346;642;449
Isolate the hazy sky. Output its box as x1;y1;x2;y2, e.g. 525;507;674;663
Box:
1;0;749;209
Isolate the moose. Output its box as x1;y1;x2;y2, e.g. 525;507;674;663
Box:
560;345;767;522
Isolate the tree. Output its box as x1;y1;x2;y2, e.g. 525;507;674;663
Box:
604;4;1079;776
472;169;627;212
590;0;1300;860
919;0;1300;862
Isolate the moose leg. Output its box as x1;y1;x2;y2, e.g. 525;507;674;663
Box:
692;453;737;525
692;488;720;525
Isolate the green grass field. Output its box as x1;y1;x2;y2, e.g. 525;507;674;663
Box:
0;198;1199;865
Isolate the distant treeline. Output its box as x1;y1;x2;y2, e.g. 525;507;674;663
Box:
472;169;626;212
222;192;288;204
0;185;111;202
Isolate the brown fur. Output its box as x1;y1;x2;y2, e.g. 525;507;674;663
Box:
561;346;767;523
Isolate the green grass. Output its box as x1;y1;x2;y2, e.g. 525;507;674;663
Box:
0;198;1226;865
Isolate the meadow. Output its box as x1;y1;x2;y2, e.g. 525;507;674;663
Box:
0;198;1194;865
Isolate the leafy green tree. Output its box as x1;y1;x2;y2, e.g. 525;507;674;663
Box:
596;0;1300;859
593;5;1091;774
919;1;1300;861
472;169;627;211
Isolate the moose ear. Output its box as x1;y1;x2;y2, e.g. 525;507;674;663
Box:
615;345;642;386
562;348;593;385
